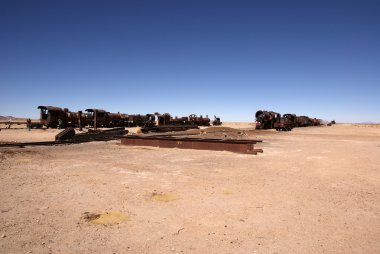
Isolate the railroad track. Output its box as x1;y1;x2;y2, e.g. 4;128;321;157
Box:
0;137;119;148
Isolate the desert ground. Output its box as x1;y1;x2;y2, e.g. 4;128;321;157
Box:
0;123;379;253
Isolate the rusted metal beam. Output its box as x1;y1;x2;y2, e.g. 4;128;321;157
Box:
141;124;199;133
78;111;82;131
94;110;98;130
120;135;263;155
55;127;76;141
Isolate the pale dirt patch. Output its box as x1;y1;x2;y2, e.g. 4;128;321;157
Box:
151;192;179;202
83;211;129;225
0;129;60;142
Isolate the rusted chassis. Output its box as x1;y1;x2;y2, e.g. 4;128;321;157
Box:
274;122;293;131
120;136;263;155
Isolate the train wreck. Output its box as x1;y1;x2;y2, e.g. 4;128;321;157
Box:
38;106;157;129
36;106;217;130
274;114;296;131
255;110;323;131
1;105;332;155
255;111;280;129
0;127;128;148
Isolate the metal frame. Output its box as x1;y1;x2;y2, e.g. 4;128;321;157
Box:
120;135;263;155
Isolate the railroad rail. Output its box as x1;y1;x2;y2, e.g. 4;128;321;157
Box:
0;137;120;148
0;127;127;148
120;135;263;155
0;140;88;148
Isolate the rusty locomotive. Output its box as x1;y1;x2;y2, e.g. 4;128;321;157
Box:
37;106;215;129
38;106;156;128
212;115;222;126
38;106;80;128
255;110;322;131
156;113;211;126
274;114;296;131
255;110;281;129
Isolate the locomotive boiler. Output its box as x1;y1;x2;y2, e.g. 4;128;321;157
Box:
255;110;280;129
38;106;80;128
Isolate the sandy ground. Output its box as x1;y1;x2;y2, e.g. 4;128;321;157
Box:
0;124;379;253
0;129;61;142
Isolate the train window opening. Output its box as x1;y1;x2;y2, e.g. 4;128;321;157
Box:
41;109;48;120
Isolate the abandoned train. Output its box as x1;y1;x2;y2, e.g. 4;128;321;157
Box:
156;113;212;126
37;106;215;128
255;110;322;131
38;106;155;128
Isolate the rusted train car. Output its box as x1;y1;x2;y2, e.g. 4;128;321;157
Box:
37;106;155;128
157;113;211;126
157;113;190;126
38;106;80;128
256;110;323;131
274;114;296;131
188;114;211;126
255;110;280;129
85;109;155;127
311;118;322;126
125;114;156;127
84;109;128;127
295;116;313;127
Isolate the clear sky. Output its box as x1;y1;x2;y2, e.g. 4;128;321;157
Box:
1;0;379;122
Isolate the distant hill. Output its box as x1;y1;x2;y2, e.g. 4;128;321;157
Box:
0;115;27;121
361;121;379;124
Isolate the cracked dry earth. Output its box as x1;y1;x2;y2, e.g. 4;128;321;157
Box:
0;124;379;253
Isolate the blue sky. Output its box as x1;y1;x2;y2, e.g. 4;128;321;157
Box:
1;0;379;122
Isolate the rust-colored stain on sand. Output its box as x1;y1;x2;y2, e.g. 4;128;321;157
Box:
222;190;234;195
84;211;128;225
151;192;179;202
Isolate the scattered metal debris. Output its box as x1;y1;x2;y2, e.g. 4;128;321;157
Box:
55;127;75;141
0;127;128;148
55;127;127;141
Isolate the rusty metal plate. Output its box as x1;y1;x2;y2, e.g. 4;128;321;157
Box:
120;136;263;155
